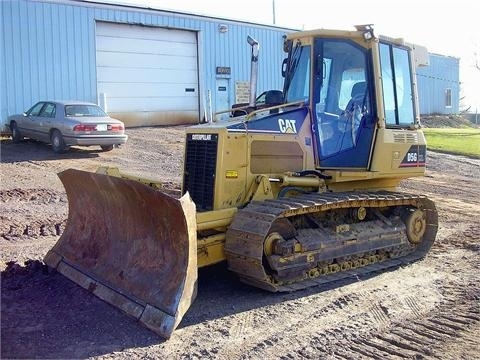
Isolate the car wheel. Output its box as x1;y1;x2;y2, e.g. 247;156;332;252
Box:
100;145;114;152
10;122;23;143
51;130;67;153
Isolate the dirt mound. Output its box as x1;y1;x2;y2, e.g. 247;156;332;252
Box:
420;114;476;128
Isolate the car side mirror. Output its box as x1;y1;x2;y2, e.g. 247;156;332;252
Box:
23;112;27;117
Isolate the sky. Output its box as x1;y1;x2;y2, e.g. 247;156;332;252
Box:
95;0;480;111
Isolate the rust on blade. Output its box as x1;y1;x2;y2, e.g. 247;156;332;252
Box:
44;169;197;338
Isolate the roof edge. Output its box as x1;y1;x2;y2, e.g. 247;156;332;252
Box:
59;0;299;32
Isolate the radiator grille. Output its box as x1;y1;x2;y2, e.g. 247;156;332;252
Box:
393;132;419;144
183;133;218;211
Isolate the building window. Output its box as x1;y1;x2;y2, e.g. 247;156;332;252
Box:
445;88;452;108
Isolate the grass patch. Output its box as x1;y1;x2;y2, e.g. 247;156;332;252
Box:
423;128;480;158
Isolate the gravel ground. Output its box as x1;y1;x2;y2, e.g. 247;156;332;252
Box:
1;126;479;359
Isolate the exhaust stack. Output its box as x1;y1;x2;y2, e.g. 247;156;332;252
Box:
247;35;259;107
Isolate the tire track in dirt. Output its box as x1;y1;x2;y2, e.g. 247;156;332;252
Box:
343;285;479;360
0;188;67;240
226;250;478;360
264;285;477;360
173;261;446;360
0;188;66;203
418;184;480;204
229;309;254;338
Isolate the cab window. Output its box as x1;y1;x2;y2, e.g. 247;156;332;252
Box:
285;45;311;103
379;43;415;126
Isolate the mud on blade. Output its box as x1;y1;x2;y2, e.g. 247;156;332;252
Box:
44;169;197;338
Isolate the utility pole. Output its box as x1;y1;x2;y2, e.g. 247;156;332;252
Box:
272;0;276;25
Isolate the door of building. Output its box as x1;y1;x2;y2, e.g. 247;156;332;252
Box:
215;78;230;121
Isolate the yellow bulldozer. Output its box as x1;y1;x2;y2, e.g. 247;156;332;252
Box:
44;25;438;338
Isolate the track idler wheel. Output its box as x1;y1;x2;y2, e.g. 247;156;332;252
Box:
404;208;427;244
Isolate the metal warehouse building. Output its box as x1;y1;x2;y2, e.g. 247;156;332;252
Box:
1;0;460;128
416;53;460;115
1;0;292;128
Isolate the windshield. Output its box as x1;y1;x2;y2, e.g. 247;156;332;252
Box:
65;105;108;117
284;44;311;103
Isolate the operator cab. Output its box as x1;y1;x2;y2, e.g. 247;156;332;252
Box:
283;27;418;169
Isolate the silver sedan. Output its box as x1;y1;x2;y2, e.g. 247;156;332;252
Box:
8;101;128;153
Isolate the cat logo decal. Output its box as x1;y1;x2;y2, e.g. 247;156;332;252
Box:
278;119;297;134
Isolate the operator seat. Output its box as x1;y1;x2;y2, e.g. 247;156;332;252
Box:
345;81;367;113
338;81;368;149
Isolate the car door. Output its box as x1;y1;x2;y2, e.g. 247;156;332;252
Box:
22;102;45;139
37;102;57;142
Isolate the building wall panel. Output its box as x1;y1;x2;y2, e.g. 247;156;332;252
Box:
416;53;460;115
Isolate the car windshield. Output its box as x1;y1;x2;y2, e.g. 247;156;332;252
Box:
65;104;107;117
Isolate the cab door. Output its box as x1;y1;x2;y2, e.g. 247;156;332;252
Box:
312;39;376;169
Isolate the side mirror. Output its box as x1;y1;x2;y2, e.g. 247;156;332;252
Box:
22;112;27;117
281;58;288;78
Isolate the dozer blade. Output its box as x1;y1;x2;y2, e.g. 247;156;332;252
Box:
44;169;197;339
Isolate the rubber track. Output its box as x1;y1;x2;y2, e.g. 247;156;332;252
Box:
224;191;438;292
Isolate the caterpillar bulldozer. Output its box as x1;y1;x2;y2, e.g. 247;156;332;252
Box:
44;25;438;339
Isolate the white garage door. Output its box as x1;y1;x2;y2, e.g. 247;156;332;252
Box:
96;22;199;126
